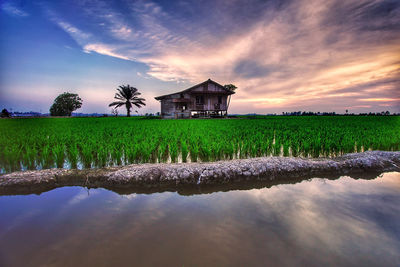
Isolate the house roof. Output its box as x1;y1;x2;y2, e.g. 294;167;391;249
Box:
154;79;235;100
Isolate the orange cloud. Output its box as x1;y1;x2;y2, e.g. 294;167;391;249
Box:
359;98;400;102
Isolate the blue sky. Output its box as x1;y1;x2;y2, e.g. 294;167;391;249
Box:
1;0;399;114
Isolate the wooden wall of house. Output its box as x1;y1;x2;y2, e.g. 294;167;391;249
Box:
160;92;191;118
189;94;227;111
187;82;227;111
160;99;175;118
191;81;227;93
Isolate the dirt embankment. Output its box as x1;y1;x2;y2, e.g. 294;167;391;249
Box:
0;151;399;195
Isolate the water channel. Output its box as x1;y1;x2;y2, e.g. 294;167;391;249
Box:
1;172;399;266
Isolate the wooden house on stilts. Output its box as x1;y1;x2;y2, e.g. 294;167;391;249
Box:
154;79;235;119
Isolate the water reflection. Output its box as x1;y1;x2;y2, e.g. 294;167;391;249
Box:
0;172;399;266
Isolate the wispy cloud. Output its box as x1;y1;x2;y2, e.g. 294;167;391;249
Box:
56;21;91;41
83;43;131;61
111;25;134;40
1;2;29;17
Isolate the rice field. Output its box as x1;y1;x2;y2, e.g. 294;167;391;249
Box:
0;116;399;173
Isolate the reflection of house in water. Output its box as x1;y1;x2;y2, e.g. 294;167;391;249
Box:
155;79;235;119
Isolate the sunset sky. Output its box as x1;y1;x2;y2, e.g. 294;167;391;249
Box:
1;0;399;114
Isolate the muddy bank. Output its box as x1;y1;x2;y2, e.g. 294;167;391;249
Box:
0;151;399;195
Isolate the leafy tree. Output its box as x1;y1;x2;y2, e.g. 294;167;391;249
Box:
109;85;146;117
1;108;11;118
224;84;237;113
50;92;82;116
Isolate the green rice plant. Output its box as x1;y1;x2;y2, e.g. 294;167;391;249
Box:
189;141;199;162
199;138;212;161
157;143;168;163
225;141;235;159
97;146;109;167
140;142;152;163
80;144;93;168
273;143;281;156
3;146;21;172
22;145;37;170
40;145;53;169
283;141;289;157
54;144;65;168
169;142;178;163
67;143;79;169
181;141;188;163
111;145;123;165
291;140;299;157
125;144;136;164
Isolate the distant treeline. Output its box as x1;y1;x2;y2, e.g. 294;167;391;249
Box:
282;111;393;116
2;109;398;118
232;111;396;118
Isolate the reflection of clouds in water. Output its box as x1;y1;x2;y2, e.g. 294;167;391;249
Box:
67;188;94;205
55;187;101;216
371;172;400;190
120;193;137;200
284;196;396;260
24;191;180;265
0;209;41;238
243;173;400;264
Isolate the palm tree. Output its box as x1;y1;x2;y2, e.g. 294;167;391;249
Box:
109;85;146;117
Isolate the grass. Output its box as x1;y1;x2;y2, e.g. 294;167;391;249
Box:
0;116;399;173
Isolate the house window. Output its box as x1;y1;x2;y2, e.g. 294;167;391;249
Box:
180;93;184;98
218;96;222;104
196;95;204;104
